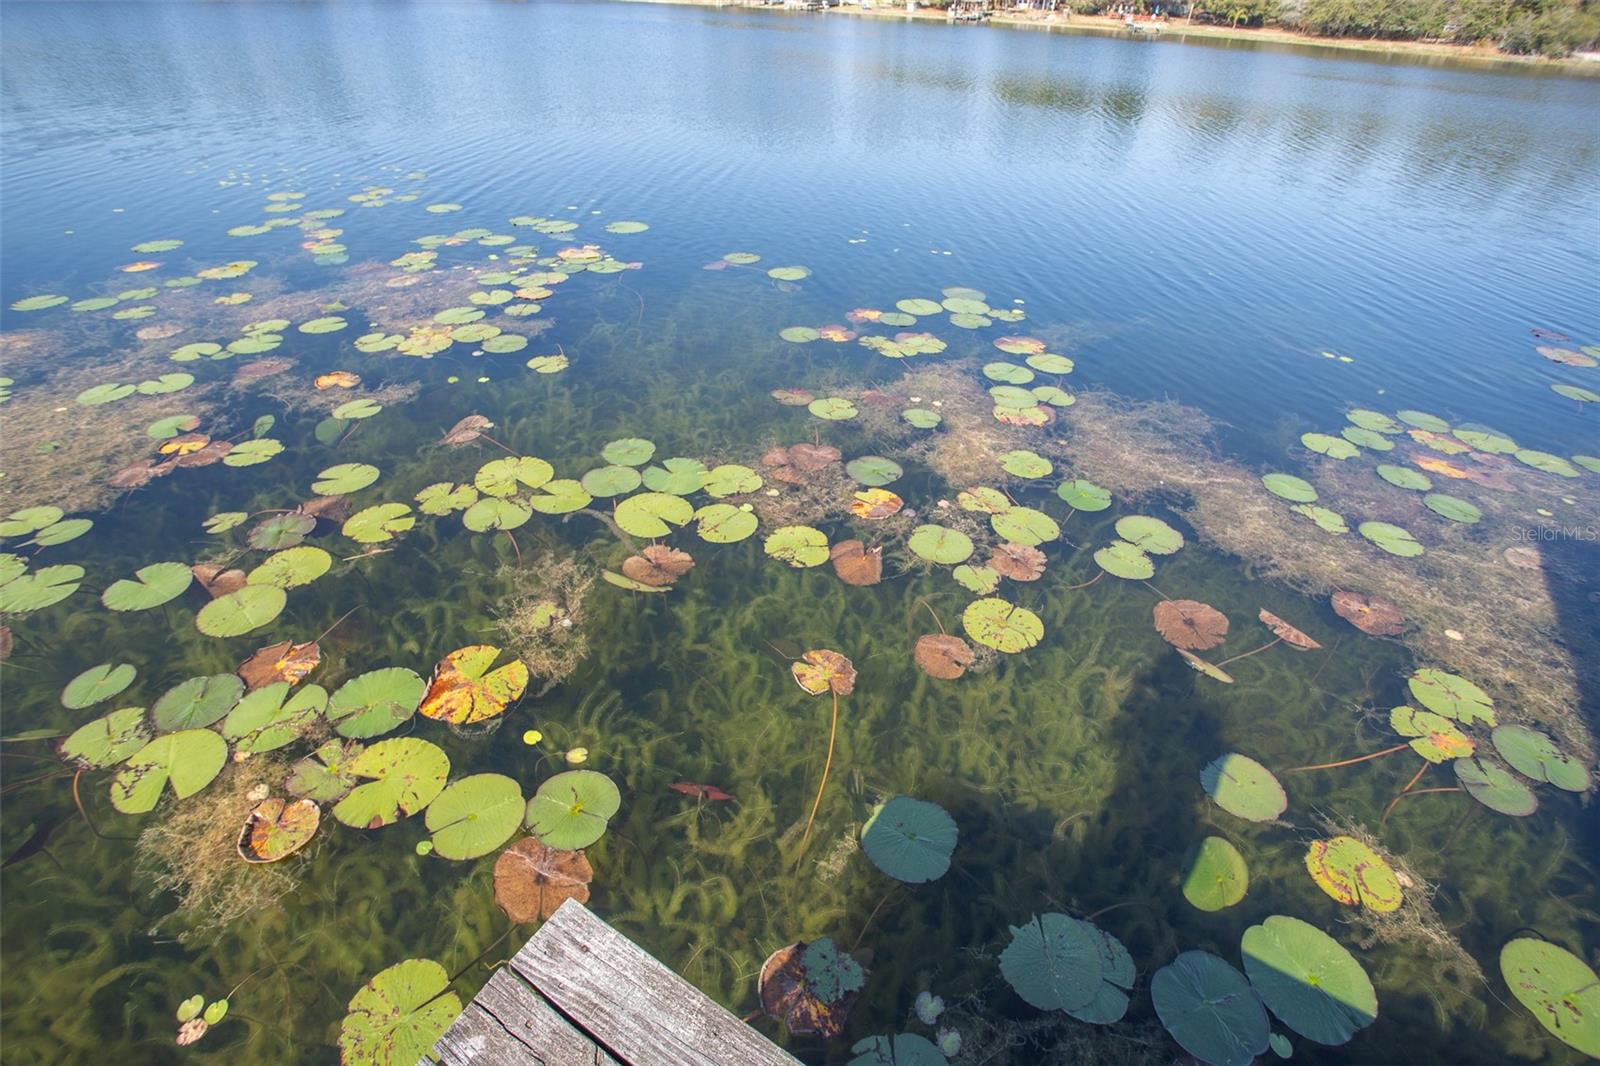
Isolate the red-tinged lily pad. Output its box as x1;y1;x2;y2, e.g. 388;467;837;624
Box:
493;837;593;922
792;649;856;696
669;781;735;801
238;797;320;862
759;938;866;1038
417;645;529;725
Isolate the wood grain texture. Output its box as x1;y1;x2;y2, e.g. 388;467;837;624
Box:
433;967;619;1066
510;899;800;1066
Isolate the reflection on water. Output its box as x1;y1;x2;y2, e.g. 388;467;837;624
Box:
2;3;1598;1066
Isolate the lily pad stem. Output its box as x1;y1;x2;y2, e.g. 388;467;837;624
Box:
1142;580;1171;601
1286;744;1408;772
503;530;523;567
1381;786;1461;825
475;433;519;456
795;689;840;866
1062;572;1103;592
1217;637;1282;667
312;606;361;645
913;598;945;636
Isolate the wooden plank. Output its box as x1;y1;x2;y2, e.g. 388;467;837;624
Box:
434;967;621;1066
511;899;801;1066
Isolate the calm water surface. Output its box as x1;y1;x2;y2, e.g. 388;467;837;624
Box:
2;3;1597;1064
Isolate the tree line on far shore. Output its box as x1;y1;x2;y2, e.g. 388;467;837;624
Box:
925;0;1600;56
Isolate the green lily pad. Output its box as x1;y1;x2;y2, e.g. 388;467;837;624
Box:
1094;541;1154;580
110;730;229;813
1183;837;1249;912
902;408;941;428
204;512;247;534
0;564;83;612
327;668;426;740
299;315;348;334
286;739;363;803
701;464;762;497
424;773;524;860
845;456;903;486
475;456;553;497
642;457;708;495
61;663;137;710
101;562;193;610
30;518;92;547
600;438;655;466
1241;915;1376;1046
998;912;1103;1012
1340;426;1393;452
1376;464;1431;491
1027;353;1074;374
895;298;941;315
248;546;332;589
1454;425;1518;453
196;586;287;638
695;503;759;543
1263;474;1317;503
332;738;450;829
136;372;194;395
1408;668;1495;726
1302;433;1359;460
999;450;1051;478
1552;384;1600;403
764;525;829;568
808;397;858;421
581;465;643;498
332;398;382;420
11;294;68;311
1491;725;1591;792
615;492;694;538
1201;753;1286;822
462;497;532;533
415;483;478;516
1152;951;1270;1066
769;266;811;282
991;508;1059;546
1358;521;1422;557
313;463;380;495
223;438;285;467
1498;939;1600;1058
525;769;622;849
908;525;974;564
962;597;1043;653
59;707;150;769
1057;479;1111;511
1454;757;1537;816
1291;504;1348;534
860;796;957;883
223;683;327;754
1346;409;1402;434
1422;494;1480;523
953;564;1000;594
984;362;1035;385
248;513;315;550
1515;449;1580;478
338;958;461;1066
1116;515;1184;554
152;674;244;730
1389;706;1474;763
0;506;63;537
605;220;649;234
75;383;135;406
1397;410;1451;432
779;326;819;343
848;1034;946;1066
527;480;591;515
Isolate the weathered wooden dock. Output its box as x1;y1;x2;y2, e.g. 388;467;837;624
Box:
432;899;801;1066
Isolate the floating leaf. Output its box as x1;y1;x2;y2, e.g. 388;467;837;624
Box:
1183;837;1249;912
152;674;244;730
1454;757;1537;816
525;770;621;849
1358;521;1422;558
701;464;762;498
415;482;478;516
792;649;856;696
61;663;137;709
493;837;593;922
601;437;655;466
808;397;857;420
313;463;380;495
581;465;643;497
694;503;758;543
952;564;1000;594
1305;837;1402;913
1056;479;1111;511
1116;515;1184;554
425;773;524;860
1201;753;1286;822
991;507;1059;546
908;525;973;564
848;1034;946;1066
344;503;416;543
998;913;1103;1012
999;449;1051;478
962;597;1043;653
844;456;903;486
1389;706;1474;763
1241;915;1376;1046
286;740;363;803
196;586;286;638
1154;600;1229;651
1491;725;1590;792
248;513;315;551
1151;951;1270;1066
59;707;149;769
764;525;830;568
760;938;866;1038
1094;541;1154;580
1408;668;1495;726
327;668;425;739
1258;609;1321;650
614;492;694;538
621;545;694;587
222;438;284;467
223;682;326;754
913;633;975;680
331;738;450;829
860;796;957;883
1263;474;1317;503
1498;939;1600;1058
238;798;320;862
830;540;883;586
1422;493;1481;523
1302;433;1358;460
1330;591;1404;636
337;958;460;1066
248;546;332;589
850;488;903;520
989;542;1046;581
110;730;229;813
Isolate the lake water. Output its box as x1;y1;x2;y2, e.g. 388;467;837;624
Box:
2;2;1598;1064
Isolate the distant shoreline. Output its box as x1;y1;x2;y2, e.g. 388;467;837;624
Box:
616;0;1600;76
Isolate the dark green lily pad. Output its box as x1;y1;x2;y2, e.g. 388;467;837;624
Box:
1454;757;1537;816
1241;915;1376;1046
1491;725;1591;792
1151;951;1270;1066
860;796;957;883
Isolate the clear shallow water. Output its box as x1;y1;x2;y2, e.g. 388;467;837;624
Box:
1;3;1598;1065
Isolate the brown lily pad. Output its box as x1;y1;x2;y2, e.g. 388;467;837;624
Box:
988;543;1047;582
192;563;248;598
758;940;865;1039
620;545;694;587
232;358;295;385
297;495;352;523
238;640;321;691
173;440;232;468
829;540;882;586
787;443;842;471
493;836;593;922
914;633;975;680
110;458;166;489
1330;591;1405;636
1153;599;1229;651
439;414;493;446
1259;609;1322;650
849;488;903;520
791;649;855;696
237;797;320;862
